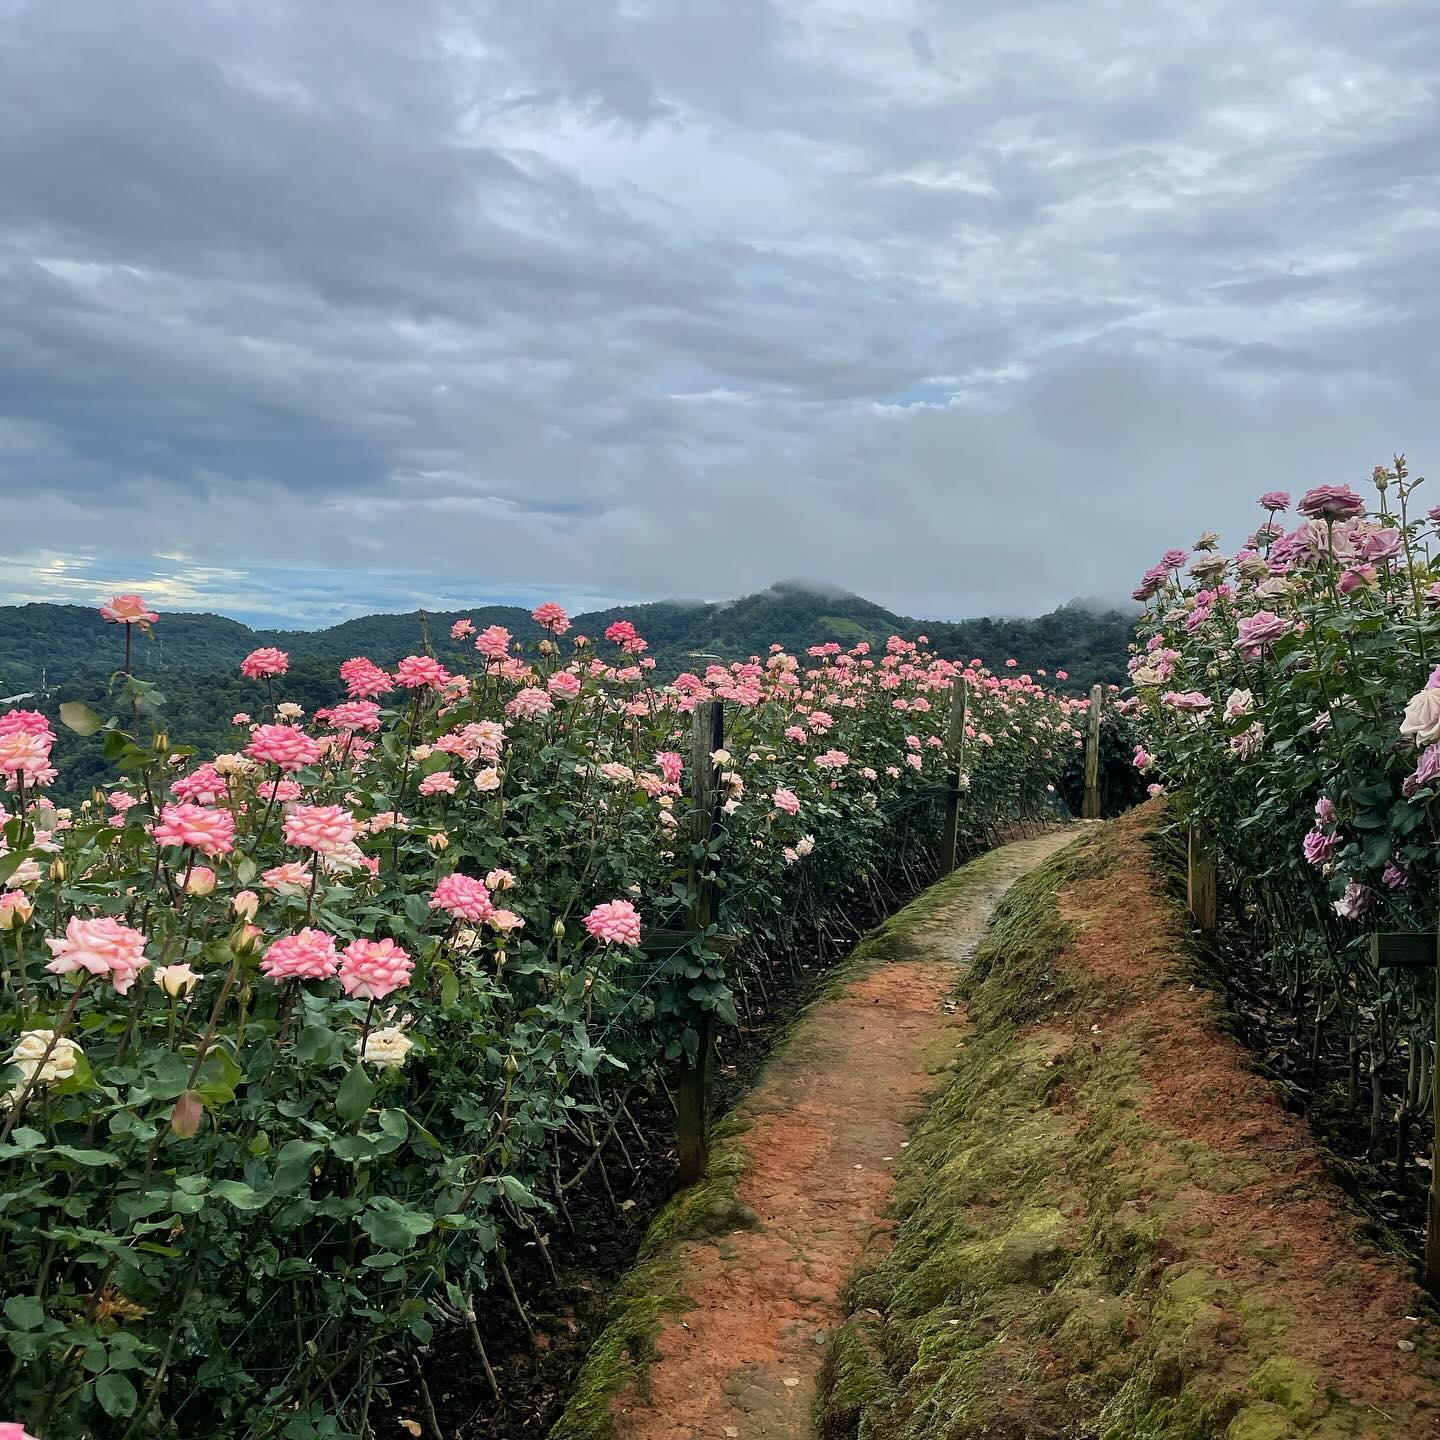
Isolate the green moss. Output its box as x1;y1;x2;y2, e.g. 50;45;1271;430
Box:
1246;1354;1322;1417
960;846;1080;1032
1096;1370;1240;1440
1223;1401;1299;1440
815;1315;900;1440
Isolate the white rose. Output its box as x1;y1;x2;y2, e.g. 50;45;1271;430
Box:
154;963;201;998
1400;688;1440;746
7;1030;82;1088
359;1027;414;1070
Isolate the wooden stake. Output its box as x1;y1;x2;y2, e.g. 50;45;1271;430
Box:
677;699;722;1187
939;675;968;874
1187;822;1217;932
1082;683;1102;819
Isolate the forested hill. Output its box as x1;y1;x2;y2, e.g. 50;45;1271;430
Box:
0;584;1135;695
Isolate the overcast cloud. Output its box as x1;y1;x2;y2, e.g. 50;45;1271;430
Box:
2;0;1439;625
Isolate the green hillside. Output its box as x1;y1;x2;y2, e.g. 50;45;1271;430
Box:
0;583;1134;696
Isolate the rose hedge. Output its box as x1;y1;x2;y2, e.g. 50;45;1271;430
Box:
0;605;1082;1438
1125;458;1440;1163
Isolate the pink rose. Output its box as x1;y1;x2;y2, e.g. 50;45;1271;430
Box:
154;802;236;858
339;657;395;699
395;655;451;690
532;601;570;634
1297;485;1365;521
1234;610;1291;654
338;937;413;1000
240;647;289;679
100;594;158;625
246;724;323;772
430;873;494;922
283;804;358;855
46;915;149;993
584;899;642;947
474;625;513;660
261;928;340;983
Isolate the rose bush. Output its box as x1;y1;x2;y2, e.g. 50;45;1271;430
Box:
1;604;1081;1437
1124;457;1440;1163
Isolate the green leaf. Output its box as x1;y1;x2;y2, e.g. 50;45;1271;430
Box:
330;1135;379;1162
360;1201;434;1251
8;1127;44;1151
4;1294;44;1330
273;1140;322;1194
440;967;460;1009
496;1175;538;1208
96;1370;138;1418
403;893;432;929
211;1179;271;1211
59;701;104;736
336;1063;376;1125
51;1145;119;1167
377;1109;409;1140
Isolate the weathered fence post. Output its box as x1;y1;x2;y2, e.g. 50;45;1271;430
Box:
1082;683;1103;820
939;674;969;874
676;698;723;1186
1187;822;1217;932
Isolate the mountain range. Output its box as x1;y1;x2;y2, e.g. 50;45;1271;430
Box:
1;583;1135;696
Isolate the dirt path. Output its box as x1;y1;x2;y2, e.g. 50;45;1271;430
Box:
605;830;1078;1440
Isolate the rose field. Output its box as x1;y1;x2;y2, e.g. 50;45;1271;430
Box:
0;602;1085;1438
19;467;1440;1440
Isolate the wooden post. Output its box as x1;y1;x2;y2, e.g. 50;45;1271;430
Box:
940;675;969;874
1082;683;1102;820
1187;822;1217;932
677;699;723;1187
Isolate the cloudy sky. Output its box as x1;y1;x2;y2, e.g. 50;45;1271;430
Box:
2;0;1438;627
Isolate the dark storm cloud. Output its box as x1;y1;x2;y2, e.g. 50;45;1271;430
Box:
2;0;1439;623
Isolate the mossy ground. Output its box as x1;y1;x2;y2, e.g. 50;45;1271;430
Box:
816;811;1440;1440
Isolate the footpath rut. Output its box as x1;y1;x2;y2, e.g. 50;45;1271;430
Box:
608;830;1078;1440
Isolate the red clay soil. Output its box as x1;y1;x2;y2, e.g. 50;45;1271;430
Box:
1057;813;1440;1423
606;831;1078;1440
